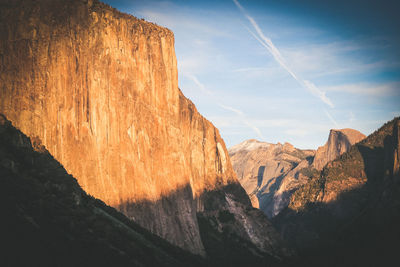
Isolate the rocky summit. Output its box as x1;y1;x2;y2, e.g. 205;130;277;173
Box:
229;128;365;219
229;140;315;218
273;117;400;266
312;129;366;170
0;0;289;263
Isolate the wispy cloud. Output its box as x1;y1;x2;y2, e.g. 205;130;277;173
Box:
210;114;341;148
324;82;400;97
243;120;264;139
185;73;214;96
218;104;244;116
185;73;264;139
232;0;334;108
282;43;400;79
303;80;334;108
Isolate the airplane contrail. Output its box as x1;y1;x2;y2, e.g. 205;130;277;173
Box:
185;73;265;139
233;0;334;108
324;109;339;127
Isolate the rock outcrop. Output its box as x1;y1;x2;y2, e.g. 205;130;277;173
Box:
0;114;205;267
229;129;365;219
0;0;287;260
273;118;400;266
312;129;366;170
229;140;315;218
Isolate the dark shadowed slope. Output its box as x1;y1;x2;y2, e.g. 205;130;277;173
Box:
273;117;400;267
0;114;205;267
0;0;289;259
0;112;291;266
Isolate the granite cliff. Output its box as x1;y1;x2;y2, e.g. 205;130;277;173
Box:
0;0;288;261
273;118;400;266
229;140;315;218
0;114;205;267
313;129;366;170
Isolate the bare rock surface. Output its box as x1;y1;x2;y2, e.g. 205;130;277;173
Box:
229;140;315;218
313;129;366;170
0;0;288;260
0;114;206;267
229;128;365;219
272;118;400;266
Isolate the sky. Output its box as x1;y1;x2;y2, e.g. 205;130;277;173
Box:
103;0;400;149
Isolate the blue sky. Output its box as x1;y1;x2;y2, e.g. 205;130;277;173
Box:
104;0;400;149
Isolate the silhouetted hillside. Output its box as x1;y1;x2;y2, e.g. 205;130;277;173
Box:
0;0;289;258
0;114;205;267
274;117;400;266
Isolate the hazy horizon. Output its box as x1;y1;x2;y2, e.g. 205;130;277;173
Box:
104;0;400;149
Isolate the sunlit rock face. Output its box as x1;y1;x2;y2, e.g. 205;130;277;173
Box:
229;140;315;218
0;114;206;267
0;0;287;258
313;129;366;170
229;129;365;219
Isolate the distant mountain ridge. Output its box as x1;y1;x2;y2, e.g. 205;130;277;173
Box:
273;117;400;266
229;140;315;218
229;128;365;218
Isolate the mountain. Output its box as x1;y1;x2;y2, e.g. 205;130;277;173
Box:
229;140;315;218
273;117;400;266
313;129;366;170
0;114;205;267
0;0;288;262
229;129;365;219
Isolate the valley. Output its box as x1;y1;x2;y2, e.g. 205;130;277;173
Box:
0;0;398;266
